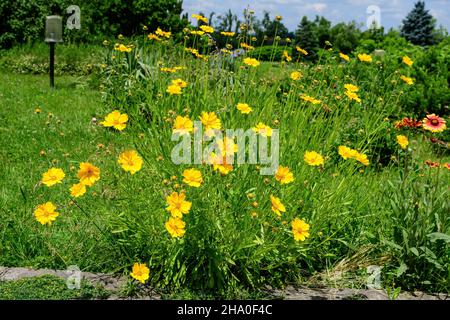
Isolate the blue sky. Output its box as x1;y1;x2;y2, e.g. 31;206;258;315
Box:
182;0;449;32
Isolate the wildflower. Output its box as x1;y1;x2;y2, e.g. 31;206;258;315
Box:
345;91;361;103
199;25;214;33
167;84;182;95
200;111;221;135
443;163;450;170
220;31;235;37
41;168;65;187
182;168;203;187
77;162;100;186
425;160;440;168
296;46;308;56
130;263;150;284
165;217;186;238
118;150;143;174
35;108;41;114
283;51;292;62
300;94;321;105
275;15;282;21
344;84;359;92
171;79;187;88
209;153;233;175
192;13;208;24
114;44;132;53
236;103;252;114
394;117;421;129
101;110;128;131
290;71;302;81
422;114;446;133
34;202;59;225
166;192;191;218
291;218;310;241
243;57;260;67
275;166;294;184
173;116;194;135
358;53;372;62
217;137;238;156
148;33;161;41
190;30;205;36
240;43;255;51
400;75;414;85
355;153;369;166
402;55;413;67
339;52;350;61
70;183;86;198
270;195;286;216
155;27;171;39
396;135;409;149
338;146;358;160
252;122;273;137
304;151;324;166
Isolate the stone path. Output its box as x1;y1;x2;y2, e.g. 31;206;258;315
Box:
0;266;447;300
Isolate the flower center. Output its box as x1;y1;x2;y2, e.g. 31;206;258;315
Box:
430;119;439;126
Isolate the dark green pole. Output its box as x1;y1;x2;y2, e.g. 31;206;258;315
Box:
49;42;55;88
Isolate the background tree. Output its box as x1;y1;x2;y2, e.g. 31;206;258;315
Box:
293;16;319;61
401;1;436;46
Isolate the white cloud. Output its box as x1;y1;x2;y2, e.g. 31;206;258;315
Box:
304;3;327;13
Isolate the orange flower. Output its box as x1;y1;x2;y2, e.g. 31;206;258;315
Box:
422;114;446;133
77;162;100;186
275;166;294;184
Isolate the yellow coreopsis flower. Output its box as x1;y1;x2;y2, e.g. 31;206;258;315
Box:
236;103;252;114
34;202;59;225
130;263;150;284
344;84;359;92
402;55;413;67
270;195;286;216
396;135;409;149
171;79;188;88
304;151;324;166
118;150;143;174
166;192;192;218
338;146;358;160
41;168;65;187
192;14;208;24
292;218;310;241
345;90;361;103
200;111;221;134
358;53;372;62
243;57;260;67
339;52;350;61
355;153;370;166
199;25;214;33
217;137;238;156
290;71;302;81
209;153;233;175
296;46;308;56
70;182;86;198
190;30;205;36
148;33;161;41
173;115;194;135
165;217;186;238
220;31;235;37
101;110;128;131
115;44;132;53
252;122;273;137
77;162;100;186
155;27;171;39
182;168;203;187
400;75;414;85
166;84;182;95
283;50;292;62
300;94;321;105
275;166;294;184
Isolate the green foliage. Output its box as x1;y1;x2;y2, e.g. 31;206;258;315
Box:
0;0;187;49
0;275;110;300
248;45;291;62
293;16;319;61
401;1;437;46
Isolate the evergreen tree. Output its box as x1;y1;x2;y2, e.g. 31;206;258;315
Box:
401;1;436;46
293;16;319;61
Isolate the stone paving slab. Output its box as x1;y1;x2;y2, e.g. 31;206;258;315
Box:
0;266;447;300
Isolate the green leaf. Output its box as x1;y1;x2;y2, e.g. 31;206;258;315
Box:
396;262;408;277
427;232;450;243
